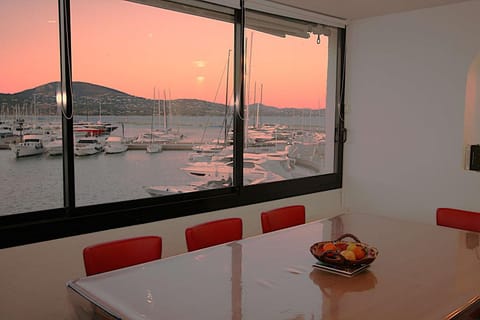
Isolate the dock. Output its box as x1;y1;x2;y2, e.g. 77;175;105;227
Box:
1;143;196;151
127;143;194;151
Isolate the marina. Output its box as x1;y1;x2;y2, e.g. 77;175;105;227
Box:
0;115;327;216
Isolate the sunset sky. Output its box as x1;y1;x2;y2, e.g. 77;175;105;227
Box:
1;0;330;109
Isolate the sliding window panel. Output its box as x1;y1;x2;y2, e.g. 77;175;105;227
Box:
243;10;338;185
0;0;62;215
70;0;234;206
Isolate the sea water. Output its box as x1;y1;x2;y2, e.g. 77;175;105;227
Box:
0;114;324;216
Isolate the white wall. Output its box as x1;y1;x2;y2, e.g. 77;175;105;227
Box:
343;0;480;224
0;190;341;320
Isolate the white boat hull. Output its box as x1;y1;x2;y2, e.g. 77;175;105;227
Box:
10;143;44;158
45;140;63;156
75;137;104;156
144;178;232;197
75;146;103;156
105;144;128;154
143;185;199;196
146;144;162;153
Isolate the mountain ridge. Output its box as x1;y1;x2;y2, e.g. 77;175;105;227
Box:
0;82;323;117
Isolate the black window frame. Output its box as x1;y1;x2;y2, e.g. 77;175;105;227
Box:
0;0;346;249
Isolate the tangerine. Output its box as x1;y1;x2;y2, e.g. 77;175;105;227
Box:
352;246;366;260
322;242;337;251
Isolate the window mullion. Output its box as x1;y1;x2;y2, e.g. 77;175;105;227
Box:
58;0;76;210
233;3;245;187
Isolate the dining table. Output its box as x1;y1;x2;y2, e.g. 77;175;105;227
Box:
66;213;480;320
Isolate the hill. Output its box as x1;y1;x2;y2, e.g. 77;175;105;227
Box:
0;82;321;117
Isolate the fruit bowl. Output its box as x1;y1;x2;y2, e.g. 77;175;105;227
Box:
310;233;379;267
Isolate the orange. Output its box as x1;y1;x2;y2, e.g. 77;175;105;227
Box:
322;242;337;252
352;246;366;260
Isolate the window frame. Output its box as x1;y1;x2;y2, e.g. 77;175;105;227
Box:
0;0;346;249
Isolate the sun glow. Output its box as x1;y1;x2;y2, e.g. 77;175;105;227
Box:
1;0;330;109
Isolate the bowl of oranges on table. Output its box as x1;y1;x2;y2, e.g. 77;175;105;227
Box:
310;233;378;268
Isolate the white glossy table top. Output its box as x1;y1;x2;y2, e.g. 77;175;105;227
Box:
67;213;480;320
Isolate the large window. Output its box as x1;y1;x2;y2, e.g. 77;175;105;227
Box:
70;0;234;206
0;0;346;248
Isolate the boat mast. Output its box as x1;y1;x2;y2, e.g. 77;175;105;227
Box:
157;88;161;133
253;82;257;128
245;32;254;146
256;83;262;129
224;49;231;146
151;88;155;144
163;89;167;132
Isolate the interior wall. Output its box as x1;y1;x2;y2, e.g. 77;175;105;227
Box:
0;190;341;320
343;0;480;224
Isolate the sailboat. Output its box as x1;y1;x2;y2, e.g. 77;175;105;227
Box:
146;89;161;153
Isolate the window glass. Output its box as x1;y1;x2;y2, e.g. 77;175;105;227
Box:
0;0;62;215
243;11;337;185
70;0;234;206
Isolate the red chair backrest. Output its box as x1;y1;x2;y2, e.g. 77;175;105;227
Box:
83;236;162;276
185;218;243;252
261;205;306;233
436;208;480;232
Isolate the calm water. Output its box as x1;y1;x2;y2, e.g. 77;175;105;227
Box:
0;147;195;215
0;115;325;216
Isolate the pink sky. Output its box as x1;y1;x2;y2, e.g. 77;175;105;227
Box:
1;0;329;109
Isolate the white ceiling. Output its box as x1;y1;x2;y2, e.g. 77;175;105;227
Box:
270;0;470;21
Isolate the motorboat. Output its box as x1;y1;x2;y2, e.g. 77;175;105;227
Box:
188;143;225;162
181;159;283;185
104;136;128;154
9;134;54;158
143;177;232;197
74;137;104;156
45;137;63;156
143;184;200;196
73;121;117;138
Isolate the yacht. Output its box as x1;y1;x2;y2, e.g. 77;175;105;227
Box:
45;137;63;156
9;134;54;158
74;137;104;156
104;136;128;154
181;159;283;185
143;177;232;197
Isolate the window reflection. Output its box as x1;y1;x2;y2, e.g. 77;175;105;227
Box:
243;11;336;186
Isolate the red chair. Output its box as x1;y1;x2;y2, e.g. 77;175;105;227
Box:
83;236;162;276
261;205;306;233
185;218;243;252
436;208;480;232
